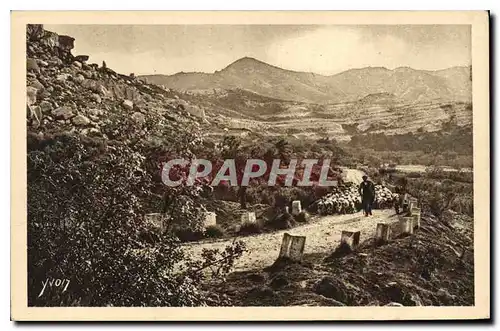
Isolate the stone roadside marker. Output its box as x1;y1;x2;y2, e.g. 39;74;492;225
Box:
341;230;361;249
203;212;217;228
291;200;302;216
241;212;256;224
411;208;421;229
400;217;414;235
278;233;306;261
376;223;392;243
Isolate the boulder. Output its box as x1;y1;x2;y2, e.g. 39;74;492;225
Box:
75;55;89;63
29;79;45;92
40;30;60;48
49;57;63;67
26;86;38;106
91;93;102;103
26;24;44;41
27;58;40;74
39;101;52;114
56;74;71;82
37;59;49;67
58;35;75;52
314;277;348;303
108;84;143;103
38;89;51;99
131;112;145;124
81;70;93;79
74;74;85;84
71;115;91;126
81;79;110;96
72;61;82;69
87;108;104;117
89;128;100;135
51;106;74;120
122;100;134;111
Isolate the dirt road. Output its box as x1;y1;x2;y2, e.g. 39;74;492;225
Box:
184;209;397;271
394;164;472;173
183;167;389;272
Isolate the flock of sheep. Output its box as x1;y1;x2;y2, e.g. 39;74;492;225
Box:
313;183;399;215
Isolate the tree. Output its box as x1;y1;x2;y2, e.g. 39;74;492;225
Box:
27;110;245;307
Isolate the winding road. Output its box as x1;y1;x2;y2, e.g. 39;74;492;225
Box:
183;168;398;272
184;209;396;271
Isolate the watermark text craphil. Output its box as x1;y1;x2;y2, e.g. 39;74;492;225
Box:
161;158;339;187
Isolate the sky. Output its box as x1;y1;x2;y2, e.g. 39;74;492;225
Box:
45;24;471;76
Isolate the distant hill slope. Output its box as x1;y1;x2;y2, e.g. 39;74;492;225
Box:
140;57;471;104
181;88;472;142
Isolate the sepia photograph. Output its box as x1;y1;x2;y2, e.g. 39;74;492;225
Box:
11;11;490;321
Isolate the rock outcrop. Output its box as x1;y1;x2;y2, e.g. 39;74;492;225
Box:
25;24;209;138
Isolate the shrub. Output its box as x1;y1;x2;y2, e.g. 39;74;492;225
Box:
27;133;245;307
174;229;205;242
164;193;208;234
268;212;295;230
238;221;263;235
294;211;310;223
204;225;226;238
406;172;422;178
406;176;473;218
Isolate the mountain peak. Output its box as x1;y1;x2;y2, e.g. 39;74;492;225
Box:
231;56;264;64
223;57;271;70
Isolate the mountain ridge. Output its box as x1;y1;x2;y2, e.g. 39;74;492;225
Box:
149;57;469;77
140;57;471;104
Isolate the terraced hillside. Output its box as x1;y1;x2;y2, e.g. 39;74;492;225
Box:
185;89;472;141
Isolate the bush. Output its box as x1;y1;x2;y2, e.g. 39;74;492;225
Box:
294;211;310;223
27;133;245;307
238;221;263;235
268;212;295;230
406;176;473;218
174;229;205;242
406;172;422;178
204;225;226;238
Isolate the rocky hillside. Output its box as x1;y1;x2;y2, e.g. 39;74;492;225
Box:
140;57;471;104
26;25;211;141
